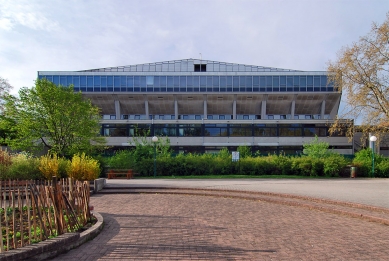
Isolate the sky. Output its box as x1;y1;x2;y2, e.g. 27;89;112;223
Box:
0;0;388;95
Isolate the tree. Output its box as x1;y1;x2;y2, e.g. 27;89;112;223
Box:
303;135;334;158
327;13;389;139
0;77;13;113
2;79;105;156
0;77;15;145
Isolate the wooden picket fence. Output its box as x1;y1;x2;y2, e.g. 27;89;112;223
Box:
0;178;91;252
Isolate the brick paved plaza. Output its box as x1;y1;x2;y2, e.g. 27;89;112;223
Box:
53;179;389;260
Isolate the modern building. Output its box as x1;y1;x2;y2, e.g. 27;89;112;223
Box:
38;59;353;155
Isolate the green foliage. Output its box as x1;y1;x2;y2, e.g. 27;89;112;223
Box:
323;154;349;177
353;149;385;177
237;145;252;158
303;135;332;158
107;150;135;169
130;126;172;164
2;79;105;156
217;148;230;159
1;153;42;180
67;153;100;181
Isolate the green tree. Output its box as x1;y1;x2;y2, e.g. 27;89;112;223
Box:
327;13;389;139
237;145;252;158
0;77;12;112
0;77;15;145
2;79;105;156
303;135;333;158
130;126;171;163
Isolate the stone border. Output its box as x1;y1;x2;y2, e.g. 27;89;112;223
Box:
0;212;104;261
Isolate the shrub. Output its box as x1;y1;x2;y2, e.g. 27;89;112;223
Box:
376;159;389;178
323;154;349;177
39;153;60;179
108;150;135;169
67;153;100;180
352;149;384;177
5;153;41;180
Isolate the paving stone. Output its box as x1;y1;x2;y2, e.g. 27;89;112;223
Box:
54;191;389;260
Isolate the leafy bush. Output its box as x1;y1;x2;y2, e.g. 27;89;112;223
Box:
4;153;41;180
39;153;60;179
67;153;100;180
323;154;349;177
352;149;384;177
107;150;135;169
237;145;252;158
376;159;389;178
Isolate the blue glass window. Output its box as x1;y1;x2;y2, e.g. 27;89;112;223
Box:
239;76;246;88
300;76;306;87
80;76;86;87
193;76;199;88
220;76;226;88
253;76;259;87
280;76;286;87
60;76;67;86
114;76;120;88
307;76;313;87
134;76;140;87
245;76;252;91
94;76;100;87
153;76;159;87
293;76;299;87
321;76;327;87
53;76;60;85
287;76;293;87
127;76;133;87
314;76;320;87
180;76;186;87
146;76;154;86
173;76;179;87
206;76;212;87
101;76;107;88
45;75;53;82
67;76;72;86
200;76;206;91
260;76;265;88
167;76;174;87
87;76;93;91
187;76;193;87
160;76;166;87
120;76;126;87
273;76;279;91
140;76;146;87
107;76;113;87
73;76;79;87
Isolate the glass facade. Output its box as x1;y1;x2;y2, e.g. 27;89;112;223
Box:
101;123;336;137
39;75;334;93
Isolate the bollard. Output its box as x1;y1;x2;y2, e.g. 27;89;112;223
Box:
350;167;357;178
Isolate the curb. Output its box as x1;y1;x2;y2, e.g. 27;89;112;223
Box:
0;212;104;261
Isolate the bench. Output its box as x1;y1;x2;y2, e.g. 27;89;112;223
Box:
107;169;134;179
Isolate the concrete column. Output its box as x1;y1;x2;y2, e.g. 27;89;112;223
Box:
321;100;326;119
291;95;296;119
174;97;178;120
233;95;237;120
261;95;267;119
203;95;207;119
114;100;120;120
145;100;149;119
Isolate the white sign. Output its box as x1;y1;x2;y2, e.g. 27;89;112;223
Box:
232;151;240;162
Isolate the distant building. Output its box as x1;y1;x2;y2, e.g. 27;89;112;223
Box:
38;59;352;155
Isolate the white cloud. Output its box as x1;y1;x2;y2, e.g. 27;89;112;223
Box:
0;0;59;32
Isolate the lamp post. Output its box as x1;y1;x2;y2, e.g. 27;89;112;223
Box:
152;136;158;178
370;135;377;178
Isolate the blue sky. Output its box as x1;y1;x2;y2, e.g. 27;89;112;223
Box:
0;0;388;95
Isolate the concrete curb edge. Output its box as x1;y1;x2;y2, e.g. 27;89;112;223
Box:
0;211;104;261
